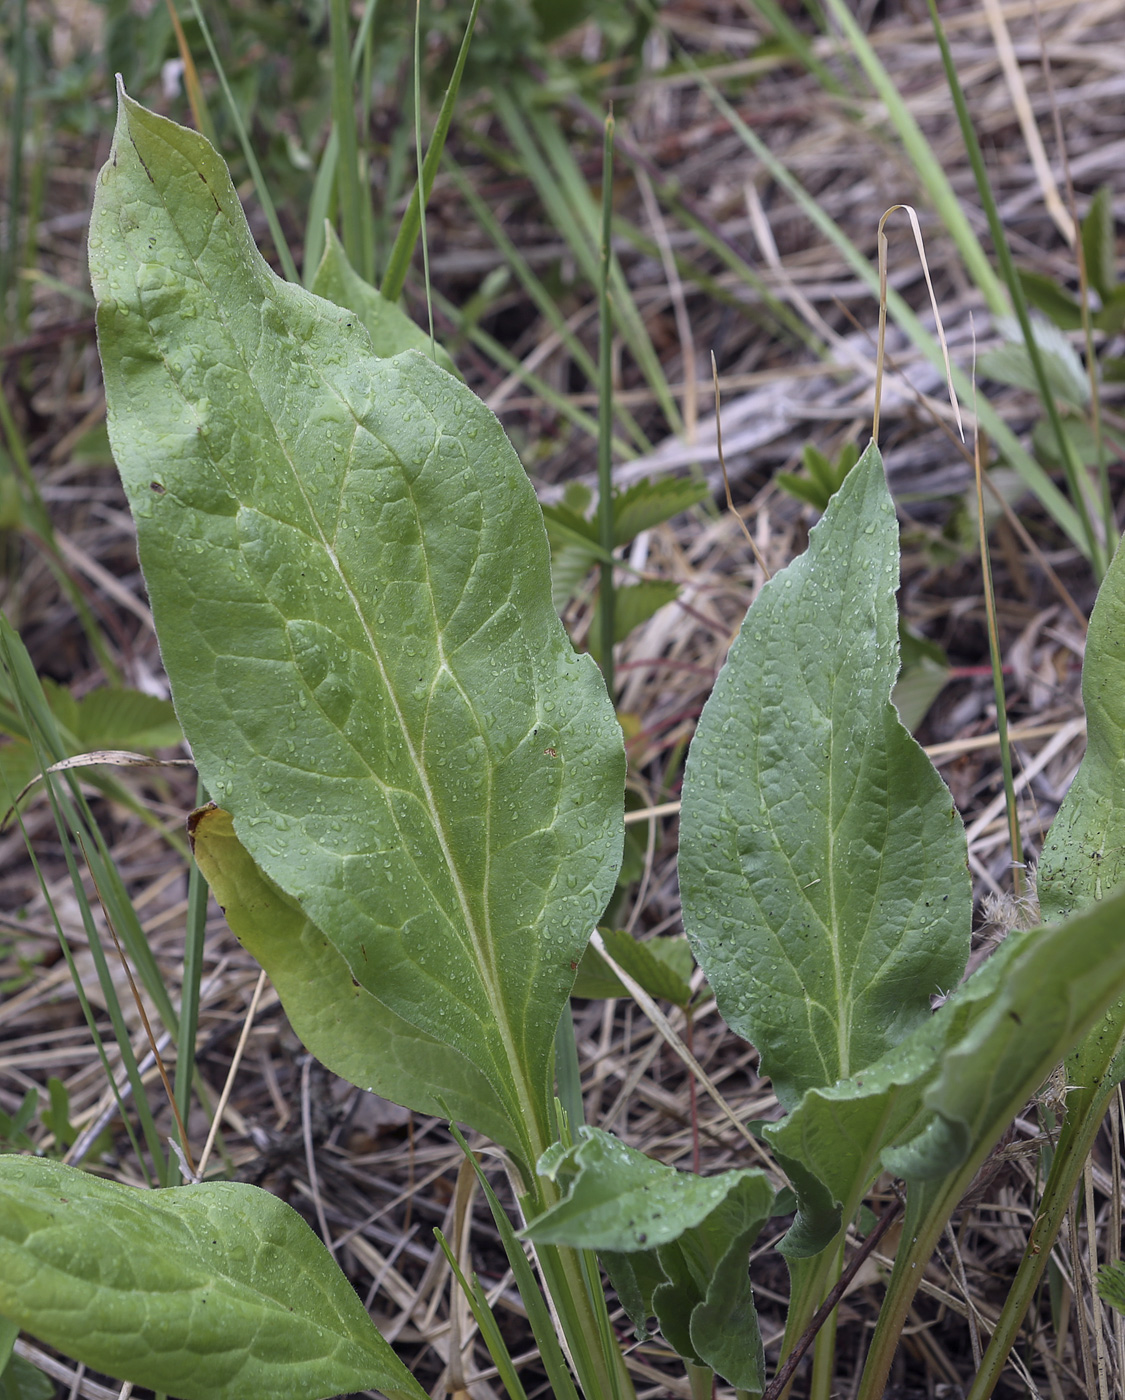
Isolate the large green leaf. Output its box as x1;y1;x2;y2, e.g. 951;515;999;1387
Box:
88;90;625;1168
1038;531;1125;921
679;442;970;1110
769;885;1125;1209
189;804;520;1153
0;1157;425;1400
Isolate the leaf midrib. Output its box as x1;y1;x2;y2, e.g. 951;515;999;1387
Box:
127;114;539;1149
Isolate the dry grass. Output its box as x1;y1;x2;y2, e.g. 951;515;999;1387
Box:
1;0;1123;1395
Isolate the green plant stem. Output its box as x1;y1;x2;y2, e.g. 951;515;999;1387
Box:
966;1086;1116;1400
974;451;1022;896
687;1361;714;1400
380;0;481;303
597;112;616;701
328;0;364;275
924;0;1106;576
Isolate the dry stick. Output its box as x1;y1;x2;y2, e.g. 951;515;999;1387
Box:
761;1195;905;1400
589;930;778;1175
301;1054;337;1258
196;967;268;1177
874;203;963;447
836;293;1089;634
711;351;771;581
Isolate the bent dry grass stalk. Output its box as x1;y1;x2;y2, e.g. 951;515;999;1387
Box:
3;72;1125;1400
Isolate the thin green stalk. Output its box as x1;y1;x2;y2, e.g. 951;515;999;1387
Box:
180;7;298;284
554;1005;585;1132
521;101;683;437
445;155;652;453
974;441;1022;897
737;0;847;96
411;0;435;356
965;1093;1120;1397
436;1229;531;1400
173;780;209;1177
1;0;28;329
597;112;617;701
380;0;482;302
687;1362;715;1400
924;0;1105;576
430;286;637;456
328;0;364;274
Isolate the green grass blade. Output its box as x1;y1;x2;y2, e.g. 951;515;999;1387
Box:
448;1126;582;1400
328;0;365;275
924;0;1108;571
434;1229;531;1400
515;99;684;436
668;30;1089;555
597;111;617;699
821;0;1007;317
445;156;652;453
380;0;482;302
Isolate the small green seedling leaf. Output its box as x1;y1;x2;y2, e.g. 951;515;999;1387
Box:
1015;268;1083;332
680;442;970;1111
311;223;459;377
776;441;859;513
892;622;951;733
527;1127;773;1391
978;317;1090;409
588;579;680;661
610;476;709;545
0;1353;54;1400
189;805;522;1154
1081;185;1117;304
90;90;625;1170
0;1156;426;1400
600;928;694;1008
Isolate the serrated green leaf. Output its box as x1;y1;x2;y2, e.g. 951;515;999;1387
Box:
0;1157;425;1400
1015;268;1083;331
189;805;522;1154
774;471;830;512
71;687;181;750
89;91;625;1168
611;476;709;546
1081;185;1116;303
588;579;680;662
769;886;1125;1215
311;223;459;377
549;541;597;614
679;443;970;1111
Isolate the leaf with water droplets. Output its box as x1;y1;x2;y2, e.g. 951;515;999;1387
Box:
679;442;970;1112
89;88;625;1170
